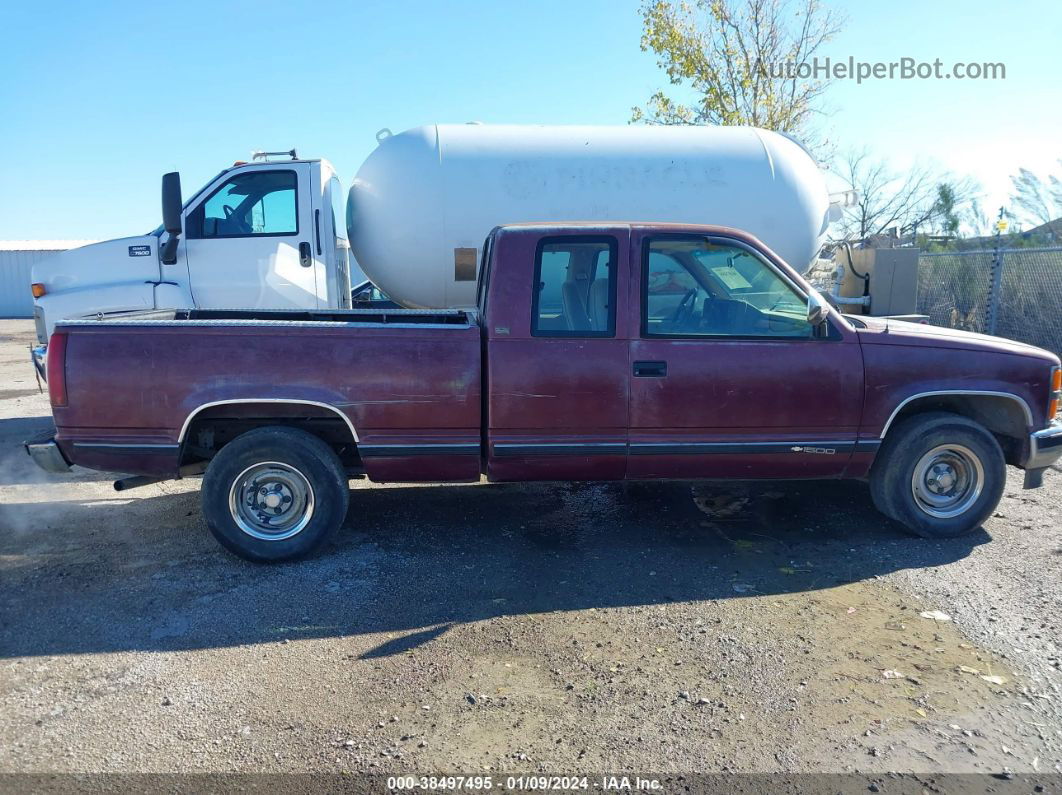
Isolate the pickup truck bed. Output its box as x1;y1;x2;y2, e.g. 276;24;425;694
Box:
46;307;483;483
28;223;1062;562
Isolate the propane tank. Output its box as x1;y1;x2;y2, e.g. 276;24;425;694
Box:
348;124;831;308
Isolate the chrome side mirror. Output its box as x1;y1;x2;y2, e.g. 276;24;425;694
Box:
807;290;829;329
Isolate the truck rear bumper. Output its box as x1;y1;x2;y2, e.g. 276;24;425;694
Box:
24;434;71;474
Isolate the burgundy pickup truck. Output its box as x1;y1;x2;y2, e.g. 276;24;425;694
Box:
26;223;1062;562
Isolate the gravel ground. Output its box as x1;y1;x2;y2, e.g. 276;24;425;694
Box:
0;318;1060;781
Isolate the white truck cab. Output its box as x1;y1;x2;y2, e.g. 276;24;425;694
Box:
31;151;354;370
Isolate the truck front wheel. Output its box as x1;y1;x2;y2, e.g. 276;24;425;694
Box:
201;426;349;562
869;412;1005;539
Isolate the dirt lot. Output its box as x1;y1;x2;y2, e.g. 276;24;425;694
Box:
1;318;1060;784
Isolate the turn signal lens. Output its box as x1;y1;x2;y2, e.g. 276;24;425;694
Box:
31;282;46;298
1050;367;1061;420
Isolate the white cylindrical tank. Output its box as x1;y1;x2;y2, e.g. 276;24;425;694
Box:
348;124;831;308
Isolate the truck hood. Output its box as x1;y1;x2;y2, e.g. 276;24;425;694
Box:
32;235;159;292
852;315;1060;365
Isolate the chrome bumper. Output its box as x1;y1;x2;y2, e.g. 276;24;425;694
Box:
1027;423;1062;470
31;344;47;383
24;437;71;474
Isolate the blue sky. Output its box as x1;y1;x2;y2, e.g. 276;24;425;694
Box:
0;0;1059;240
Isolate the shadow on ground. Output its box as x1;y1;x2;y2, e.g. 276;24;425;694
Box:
0;416;109;486
0;416;55;484
0;476;989;660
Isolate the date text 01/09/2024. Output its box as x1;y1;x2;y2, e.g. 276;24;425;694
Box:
385;776;663;791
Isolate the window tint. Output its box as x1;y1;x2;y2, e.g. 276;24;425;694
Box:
532;238;616;337
188;170;297;238
643;238;812;338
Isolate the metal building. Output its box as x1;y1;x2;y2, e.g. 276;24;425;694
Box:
0;241;95;317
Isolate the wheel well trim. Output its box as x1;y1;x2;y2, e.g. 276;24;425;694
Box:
879;390;1033;439
177;399;360;444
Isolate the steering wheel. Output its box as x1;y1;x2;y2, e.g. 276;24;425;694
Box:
221;204;251;234
668;288;698;328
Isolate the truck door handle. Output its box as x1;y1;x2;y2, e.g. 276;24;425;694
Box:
633;360;667;377
299;241;312;267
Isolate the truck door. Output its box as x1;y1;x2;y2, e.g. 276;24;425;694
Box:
627;231;866;479
485;229;630;481
181;163;320;309
314;169;352;309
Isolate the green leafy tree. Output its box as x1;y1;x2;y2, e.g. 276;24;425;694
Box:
633;0;844;151
935;183;962;238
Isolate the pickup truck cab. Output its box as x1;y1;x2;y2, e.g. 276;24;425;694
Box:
30;153;357;374
27;223;1062;562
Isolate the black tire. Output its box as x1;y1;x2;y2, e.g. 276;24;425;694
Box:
201;426;349;562
869;411;1005;539
868;464;901;522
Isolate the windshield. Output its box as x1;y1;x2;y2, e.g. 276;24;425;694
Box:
690;245;807;316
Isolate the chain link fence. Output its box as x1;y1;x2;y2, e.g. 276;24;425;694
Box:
917;246;1062;355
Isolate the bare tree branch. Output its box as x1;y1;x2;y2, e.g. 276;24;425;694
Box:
833;149;981;242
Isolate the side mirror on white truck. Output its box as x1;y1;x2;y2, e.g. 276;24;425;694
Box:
159;171;183;265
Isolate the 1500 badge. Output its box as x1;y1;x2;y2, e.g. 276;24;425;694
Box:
128;245;151;257
791;446;836;454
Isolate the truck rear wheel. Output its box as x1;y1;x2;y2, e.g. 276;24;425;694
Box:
201;427;349;562
869;412;1005;539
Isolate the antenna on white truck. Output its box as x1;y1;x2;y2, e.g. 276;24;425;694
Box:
251;149;298;161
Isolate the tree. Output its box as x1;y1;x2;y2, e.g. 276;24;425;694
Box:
933;183;987;241
935;184;961;238
834;148;981;242
1009;164;1062;237
632;0;844;152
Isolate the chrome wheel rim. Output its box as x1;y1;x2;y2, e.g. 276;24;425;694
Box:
228;461;315;541
910;444;984;519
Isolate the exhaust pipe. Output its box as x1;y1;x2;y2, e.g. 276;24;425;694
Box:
113;462;208;492
113;475;162;492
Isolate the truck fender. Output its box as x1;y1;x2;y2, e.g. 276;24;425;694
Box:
177;399;360;446
879;390;1033;439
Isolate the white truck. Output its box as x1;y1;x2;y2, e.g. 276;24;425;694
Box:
30;152;356;375
30;124;834;374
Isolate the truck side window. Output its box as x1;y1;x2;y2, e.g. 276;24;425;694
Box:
186;170;298;239
532;237;616;337
643;238;812;339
